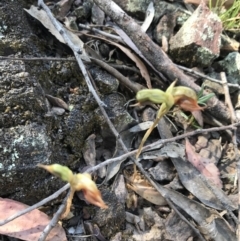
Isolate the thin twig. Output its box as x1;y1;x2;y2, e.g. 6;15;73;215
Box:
38;190;71;241
176;64;240;90
233;127;240;241
86;122;240;173
108;63;166;86
36;1;130;240
1;123;239;227
0;56;76;62
220;72;236;123
166;198;207;241
37;0;106;109
198;171;238;225
0;56;163;90
203;112;233;138
135;161;206;241
2;2;238;239
78;23;124;44
0;184;70;226
90;58;143;93
220;72;239;237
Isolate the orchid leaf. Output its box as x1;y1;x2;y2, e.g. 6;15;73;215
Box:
198;93;215;105
197;83;205;99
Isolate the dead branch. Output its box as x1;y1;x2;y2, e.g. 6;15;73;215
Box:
92;0;230;123
38;190;70;241
221;72;236;123
177;64;240;90
90;58;144;93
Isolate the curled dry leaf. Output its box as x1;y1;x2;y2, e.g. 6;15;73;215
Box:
83;134;96;167
128;121;154;132
24;6;90;62
45;94;69;111
185;139;222;188
141;2;155;32
126;172;167;206
191;110;203;127
0;198;67;241
107;40;151;89
110;27;152;88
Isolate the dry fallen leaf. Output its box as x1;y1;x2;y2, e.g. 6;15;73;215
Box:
191;110;203;127
0;198;67;241
141;2;155;32
126;173;167;205
45;94;69;111
24;6;90;62
112;27;152;88
185;138;222;188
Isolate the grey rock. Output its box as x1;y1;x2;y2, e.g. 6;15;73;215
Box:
169;3;222;67
89;67;119;95
217;52;240;84
91;189;126;238
72;1;93;20
51;107;65;115
149;160;175;182
0;123;64;205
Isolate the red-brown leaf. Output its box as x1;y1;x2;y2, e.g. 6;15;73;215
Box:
185;138;222;188
0;198;67;241
174;95;204;112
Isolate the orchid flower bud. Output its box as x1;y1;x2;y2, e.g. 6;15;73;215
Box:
75;173;108;209
172;86;203;111
37;164;108;214
136;89;168;104
37;163;73;183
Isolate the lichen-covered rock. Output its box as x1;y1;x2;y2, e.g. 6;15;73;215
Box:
64;93;99;157
0;123;64;205
169;2;222;67
0;60;47;128
100;93;136;142
217;52;240;84
0;60;73;205
0;0;131;207
89;67;119;95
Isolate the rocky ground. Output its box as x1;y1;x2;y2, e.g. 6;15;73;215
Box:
0;0;240;240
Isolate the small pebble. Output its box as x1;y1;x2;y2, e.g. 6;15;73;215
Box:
51;107;65;115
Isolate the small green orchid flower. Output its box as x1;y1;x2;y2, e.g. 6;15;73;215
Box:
37;164;107;219
135;81;206;158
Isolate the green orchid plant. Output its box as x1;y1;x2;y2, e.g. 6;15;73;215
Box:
37;164;107;219
135;81;214;158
